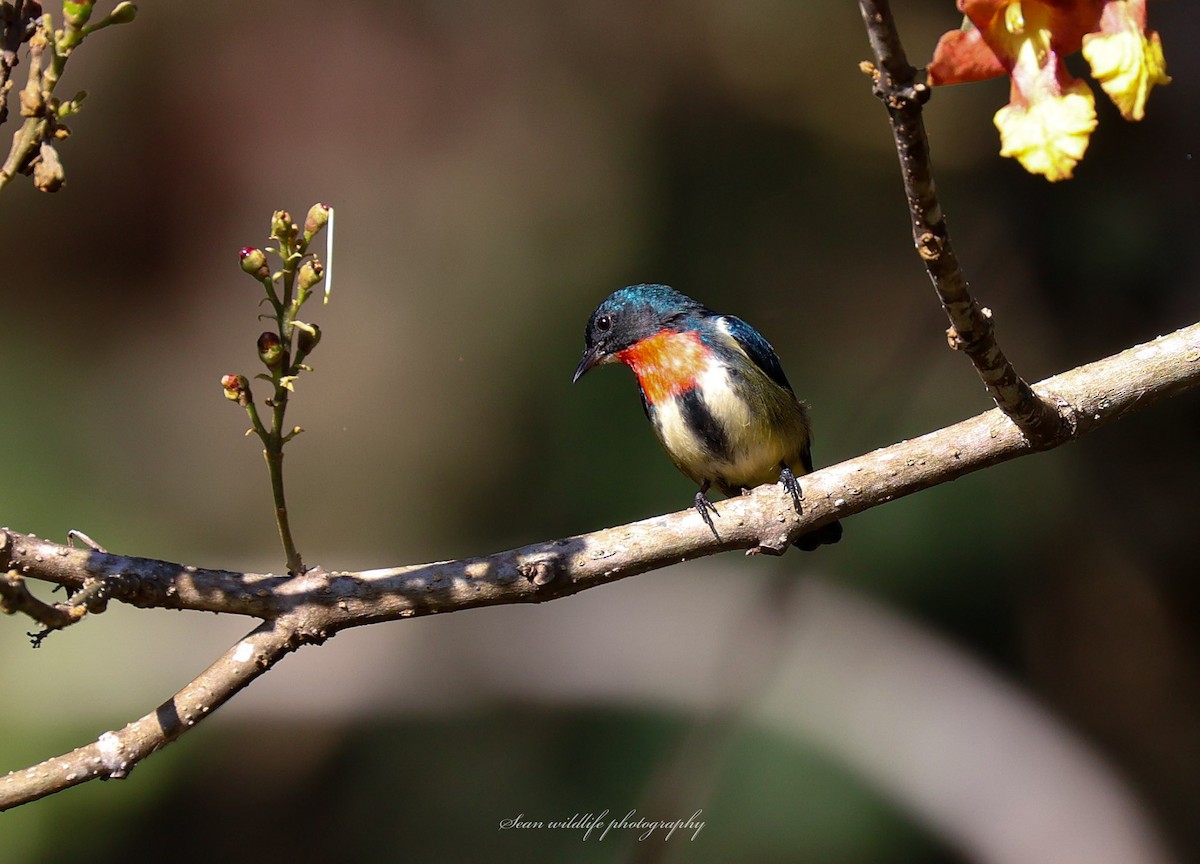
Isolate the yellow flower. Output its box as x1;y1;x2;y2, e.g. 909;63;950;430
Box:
1081;3;1171;121
995;79;1097;182
995;1;1097;181
928;0;1169;181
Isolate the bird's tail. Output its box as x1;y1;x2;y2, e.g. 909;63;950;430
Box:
794;519;842;552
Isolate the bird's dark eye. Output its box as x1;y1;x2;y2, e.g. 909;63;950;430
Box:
595;315;612;332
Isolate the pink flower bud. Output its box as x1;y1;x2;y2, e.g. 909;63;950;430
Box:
303;203;330;241
239;246;269;280
220;374;251;406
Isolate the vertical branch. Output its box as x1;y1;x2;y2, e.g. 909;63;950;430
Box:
857;0;1065;446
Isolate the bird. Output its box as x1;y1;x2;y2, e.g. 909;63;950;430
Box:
572;284;841;551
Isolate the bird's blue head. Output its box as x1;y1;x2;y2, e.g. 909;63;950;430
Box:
572;284;711;382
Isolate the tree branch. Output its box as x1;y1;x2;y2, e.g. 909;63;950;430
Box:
7;322;1200;626
1;619;299;809
0;570;78;631
3;319;1199;808
857;0;1065;446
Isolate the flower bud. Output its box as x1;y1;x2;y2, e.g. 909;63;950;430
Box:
76;2;137;39
303;203;330;242
257;332;283;368
270;210;297;243
63;0;95;29
297;324;322;356
107;2;138;25
220;373;252;407
297;259;324;294
239;246;269;279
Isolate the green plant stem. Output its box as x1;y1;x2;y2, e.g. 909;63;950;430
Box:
251;385;303;575
263;432;302;575
0;116;46;189
261;247;306;574
242;395;301;571
247;392;303;574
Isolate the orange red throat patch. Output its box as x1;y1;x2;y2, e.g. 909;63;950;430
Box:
616;329;711;405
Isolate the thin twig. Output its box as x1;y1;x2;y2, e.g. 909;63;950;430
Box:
0;570;76;630
0;620;298;809
0;16;46;190
0;569;115;645
857;0;1065;446
1;2;33;121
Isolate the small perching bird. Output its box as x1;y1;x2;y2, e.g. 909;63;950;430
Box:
573;284;841;551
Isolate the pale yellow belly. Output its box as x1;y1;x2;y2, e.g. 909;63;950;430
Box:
651;363;812;494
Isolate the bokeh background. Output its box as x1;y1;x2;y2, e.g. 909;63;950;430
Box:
2;1;1198;861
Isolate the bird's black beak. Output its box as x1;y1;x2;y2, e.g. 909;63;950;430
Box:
572;344;606;383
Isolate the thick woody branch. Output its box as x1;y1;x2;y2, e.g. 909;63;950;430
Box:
3;320;1199;809
4;321;1198;627
857;0;1064;445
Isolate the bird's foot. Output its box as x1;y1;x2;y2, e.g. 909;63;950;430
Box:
779;465;803;513
694;490;720;538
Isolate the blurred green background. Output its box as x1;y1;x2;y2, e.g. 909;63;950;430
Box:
2;1;1197;861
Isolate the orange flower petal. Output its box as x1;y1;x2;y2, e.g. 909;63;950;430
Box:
929;24;1009;84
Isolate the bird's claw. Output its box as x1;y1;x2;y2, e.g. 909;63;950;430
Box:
779;465;803;513
694;490;720;538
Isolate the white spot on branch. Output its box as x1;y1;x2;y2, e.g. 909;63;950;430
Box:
96;731;128;779
233;641;255;663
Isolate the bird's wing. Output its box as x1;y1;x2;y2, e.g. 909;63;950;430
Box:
717;315;795;395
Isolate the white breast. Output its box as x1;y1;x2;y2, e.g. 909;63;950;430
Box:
650;355;811;492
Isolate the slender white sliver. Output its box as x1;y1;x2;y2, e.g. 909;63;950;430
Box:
323;205;335;303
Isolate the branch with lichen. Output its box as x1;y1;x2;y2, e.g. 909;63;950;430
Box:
0;0;137;194
4;319;1200;809
223;204;331;576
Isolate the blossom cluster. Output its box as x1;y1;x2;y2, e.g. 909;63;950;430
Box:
929;0;1169;181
